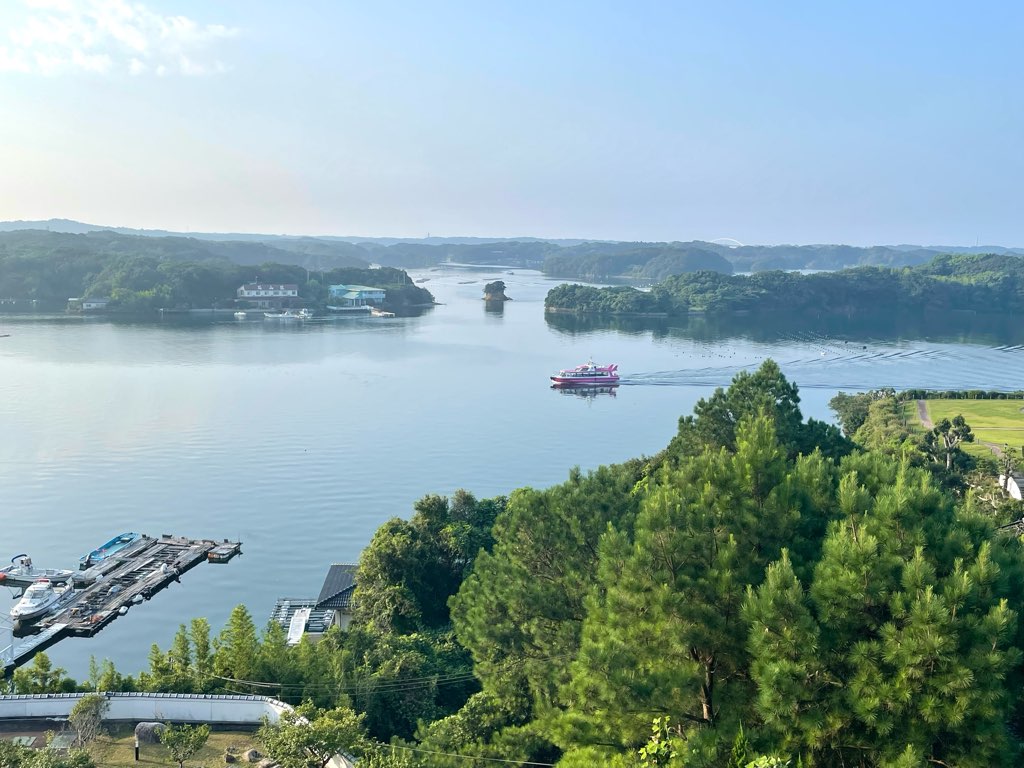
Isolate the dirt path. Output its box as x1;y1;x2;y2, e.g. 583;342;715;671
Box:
984;442;1005;458
916;399;933;430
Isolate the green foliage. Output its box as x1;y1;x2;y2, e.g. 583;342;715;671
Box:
483;280;506;297
545;283;671;314
68;693;109;746
922;414;975;470
727;724;751;768
543;244;733;280
344;628;476;741
669;360;850;461
853;396;915;454
358;744;419;767
451;461;645;713
354;490;504;635
190;617;213;691
12;653;76;694
158;723;210;768
213;604;260;689
257;703;366;768
745;757;791;768
561;416;831;753
0;740;94;768
829;389;897;437
544;252;1024;317
744;458;1024;766
0;230;431;311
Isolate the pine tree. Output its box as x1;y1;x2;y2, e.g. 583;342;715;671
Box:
214;604;260;690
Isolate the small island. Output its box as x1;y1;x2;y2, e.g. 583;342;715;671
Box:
482;280;510;301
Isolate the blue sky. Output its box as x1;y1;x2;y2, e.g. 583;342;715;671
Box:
0;1;1021;244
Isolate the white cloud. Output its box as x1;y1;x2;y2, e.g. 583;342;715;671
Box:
0;0;238;76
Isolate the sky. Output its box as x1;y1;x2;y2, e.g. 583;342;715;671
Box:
0;0;1022;245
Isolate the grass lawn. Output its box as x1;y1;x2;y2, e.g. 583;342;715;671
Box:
902;400;925;436
87;726;260;767
923;399;1024;458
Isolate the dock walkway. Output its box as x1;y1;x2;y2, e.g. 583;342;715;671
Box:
3;534;241;675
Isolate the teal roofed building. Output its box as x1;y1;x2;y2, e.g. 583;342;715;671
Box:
327;284;385;309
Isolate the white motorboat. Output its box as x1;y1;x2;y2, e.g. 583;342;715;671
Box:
264;309;314;320
234;311;247;319
10;579;64;622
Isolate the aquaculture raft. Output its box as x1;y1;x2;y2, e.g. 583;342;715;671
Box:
2;534;242;675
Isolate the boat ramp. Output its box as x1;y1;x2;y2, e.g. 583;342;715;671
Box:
1;534;241;676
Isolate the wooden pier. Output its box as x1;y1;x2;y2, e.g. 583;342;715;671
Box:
2;534;241;676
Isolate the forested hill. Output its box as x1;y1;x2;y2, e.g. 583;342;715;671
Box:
0;229;371;270
546;252;1024;316
0;230;431;312
5;220;1023;274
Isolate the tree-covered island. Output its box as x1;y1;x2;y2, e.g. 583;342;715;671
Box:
11;362;1024;767
545;252;1024;316
0;230;433;314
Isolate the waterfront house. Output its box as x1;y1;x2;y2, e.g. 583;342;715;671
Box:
236;283;299;309
270;563;358;644
315;563;358;630
327;284;386;308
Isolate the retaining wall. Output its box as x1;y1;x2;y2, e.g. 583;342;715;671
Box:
0;692;291;723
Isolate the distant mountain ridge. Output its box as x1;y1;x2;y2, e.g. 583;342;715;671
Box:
0;219;596;247
1;219;1021;277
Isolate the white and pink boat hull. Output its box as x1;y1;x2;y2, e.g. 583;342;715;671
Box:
550;362;619;386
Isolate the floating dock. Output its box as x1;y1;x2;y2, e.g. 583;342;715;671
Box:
2;534;241;676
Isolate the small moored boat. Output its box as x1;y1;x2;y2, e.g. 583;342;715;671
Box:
80;532;141;570
264;309;313;320
233;311;247;319
10;579;64;622
550;361;620;386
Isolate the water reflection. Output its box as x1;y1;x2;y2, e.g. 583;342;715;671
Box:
551;384;619;399
483;300;505;315
545;310;1024;347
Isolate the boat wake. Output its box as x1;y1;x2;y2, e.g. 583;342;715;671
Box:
620;341;1022;393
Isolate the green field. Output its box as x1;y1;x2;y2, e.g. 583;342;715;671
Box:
923;399;1024;458
88;729;260;767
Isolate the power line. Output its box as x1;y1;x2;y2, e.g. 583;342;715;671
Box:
212;652;574;696
214;668;480;695
384;743;556;766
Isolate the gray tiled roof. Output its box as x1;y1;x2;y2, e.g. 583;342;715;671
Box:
316;563;358;612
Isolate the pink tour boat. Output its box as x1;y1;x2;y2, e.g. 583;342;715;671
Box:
550;360;620;386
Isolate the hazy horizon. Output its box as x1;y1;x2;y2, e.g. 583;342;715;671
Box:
3;216;1024;251
2;2;1022;245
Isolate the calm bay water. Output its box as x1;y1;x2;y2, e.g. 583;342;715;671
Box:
1;268;1023;677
